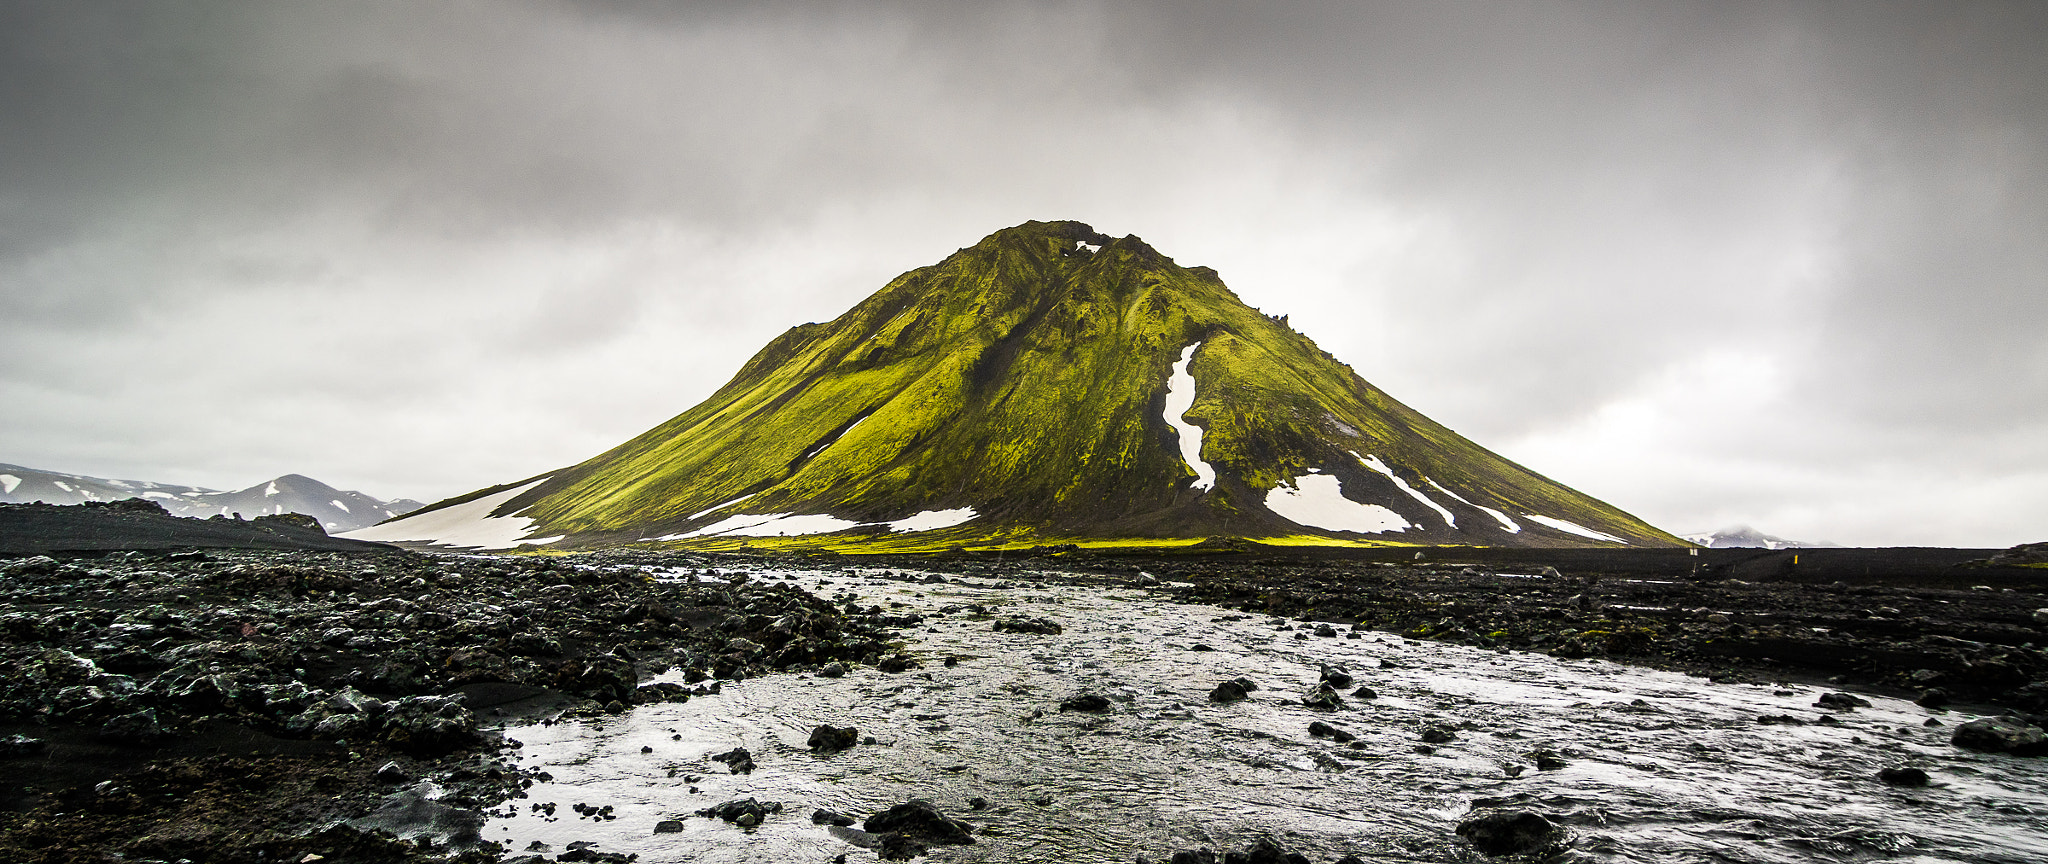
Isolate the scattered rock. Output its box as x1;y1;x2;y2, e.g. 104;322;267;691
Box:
1879;766;1931;786
1814;692;1871;711
1300;682;1344;711
695;797;781;825
1209;678;1254;703
808;724;860;753
0;734;47;756
1318;664;1353;688
1530;749;1568;771
1059;693;1111;712
1951;717;2048;755
709;746;757;774
863;799;977;847
992;616;1063;636
1420;725;1458;744
1167;837;1307;864
1308;720;1355;742
98;707;176;744
653;819;685;833
1456;808;1563;857
809;808;858;828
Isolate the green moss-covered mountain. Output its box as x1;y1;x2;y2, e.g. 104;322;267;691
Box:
351;220;1682;551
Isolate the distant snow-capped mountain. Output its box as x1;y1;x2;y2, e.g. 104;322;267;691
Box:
1681;524;1840;550
0;464;422;533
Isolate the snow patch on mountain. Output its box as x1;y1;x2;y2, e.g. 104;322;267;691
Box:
0;475;17;495
341;479;559;549
689;492;759;520
886;508;977;532
1164;343;1215;491
656;506;979;542
1424;480;1520;533
1354;452;1457;528
1525;514;1627;544
1265;473;1410;534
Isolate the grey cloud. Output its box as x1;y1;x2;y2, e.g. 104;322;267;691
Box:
0;1;2042;544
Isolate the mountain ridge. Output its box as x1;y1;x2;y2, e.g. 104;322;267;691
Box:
0;463;422;533
354;220;1683;551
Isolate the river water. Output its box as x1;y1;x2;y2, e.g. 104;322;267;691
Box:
483;565;2048;863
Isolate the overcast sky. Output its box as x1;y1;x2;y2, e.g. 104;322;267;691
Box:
3;1;2043;547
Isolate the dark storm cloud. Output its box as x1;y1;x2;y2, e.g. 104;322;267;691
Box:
0;1;2042;545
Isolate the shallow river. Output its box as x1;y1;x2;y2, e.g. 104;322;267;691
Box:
484;566;2048;863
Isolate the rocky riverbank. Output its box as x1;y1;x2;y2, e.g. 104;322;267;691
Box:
1142;555;2048;713
0;548;914;862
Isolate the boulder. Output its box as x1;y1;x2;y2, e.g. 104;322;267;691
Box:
1301;682;1344;711
1059;693;1111;712
808;724;859;753
862;799;976;845
1307;721;1355;743
1951;717;2048;755
1456;809;1563;857
992;616;1063;636
1209;678;1255;703
1814;692;1871;711
1878;766;1930;786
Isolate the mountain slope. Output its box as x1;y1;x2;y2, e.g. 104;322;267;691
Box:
0;464;422;533
354;221;1682;551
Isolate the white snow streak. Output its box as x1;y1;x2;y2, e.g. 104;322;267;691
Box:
653;507;980;542
341;479;561;550
1424;480;1521;533
1523;514;1628;544
885;508;977;532
1164;343;1215;491
1264;473;1411;534
1353;452;1457;528
0;475;18;494
331;499;351;513
52;481;72;492
264;481;279;496
689;492;760;520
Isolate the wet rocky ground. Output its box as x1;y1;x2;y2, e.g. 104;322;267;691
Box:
0;547;915;862
1146;552;2048;712
2;541;2045;862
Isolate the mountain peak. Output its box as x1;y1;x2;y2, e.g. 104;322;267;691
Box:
355;221;1680;551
